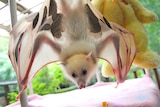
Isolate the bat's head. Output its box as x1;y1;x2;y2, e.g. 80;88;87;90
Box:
62;52;97;89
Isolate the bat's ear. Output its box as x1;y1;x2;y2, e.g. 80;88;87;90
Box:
86;51;92;61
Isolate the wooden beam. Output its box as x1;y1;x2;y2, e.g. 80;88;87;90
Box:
0;24;10;32
0;0;34;32
0;0;32;14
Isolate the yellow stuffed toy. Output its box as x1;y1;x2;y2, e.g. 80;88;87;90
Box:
91;0;160;77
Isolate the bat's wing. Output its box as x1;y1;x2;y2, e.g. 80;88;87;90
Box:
8;0;63;98
109;22;136;83
85;0;136;83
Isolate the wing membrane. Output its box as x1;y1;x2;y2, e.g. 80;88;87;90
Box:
8;0;62;98
86;1;136;83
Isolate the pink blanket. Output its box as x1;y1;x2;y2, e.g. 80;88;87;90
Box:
6;75;160;107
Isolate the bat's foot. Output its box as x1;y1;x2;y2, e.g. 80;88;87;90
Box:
115;82;119;88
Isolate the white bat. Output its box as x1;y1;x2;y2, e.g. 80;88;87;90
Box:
8;0;136;98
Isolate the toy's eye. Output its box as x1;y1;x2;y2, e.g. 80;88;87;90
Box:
82;69;87;75
72;72;77;78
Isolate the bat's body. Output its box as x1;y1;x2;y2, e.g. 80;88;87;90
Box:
58;5;100;88
8;0;136;98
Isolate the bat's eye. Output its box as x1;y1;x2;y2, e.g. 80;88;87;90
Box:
82;69;87;75
72;72;77;78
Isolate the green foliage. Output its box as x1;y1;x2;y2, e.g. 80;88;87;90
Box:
32;63;74;95
7;92;18;104
0;54;16;81
145;22;160;54
127;69;144;79
108;77;116;82
139;0;160;54
139;0;160;17
0;37;9;52
0;37;16;82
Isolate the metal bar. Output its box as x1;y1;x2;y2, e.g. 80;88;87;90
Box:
153;68;160;89
144;68;151;77
8;0;17;27
28;82;34;95
129;67;142;72
0;81;17;86
8;0;28;107
96;67;101;82
133;72;138;78
4;85;9;104
143;69;146;74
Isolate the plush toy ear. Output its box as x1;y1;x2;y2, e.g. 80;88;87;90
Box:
86;51;92;61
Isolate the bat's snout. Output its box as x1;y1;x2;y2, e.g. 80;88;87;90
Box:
77;80;86;89
78;84;86;89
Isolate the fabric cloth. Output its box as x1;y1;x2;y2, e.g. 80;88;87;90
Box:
6;75;160;107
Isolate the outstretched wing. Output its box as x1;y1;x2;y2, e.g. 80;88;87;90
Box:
85;0;136;83
8;0;62;97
